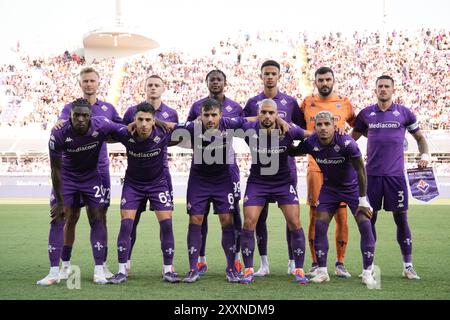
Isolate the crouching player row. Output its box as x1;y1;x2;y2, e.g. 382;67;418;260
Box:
37;100;179;285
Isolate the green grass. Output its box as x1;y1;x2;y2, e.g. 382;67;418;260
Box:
0;201;449;300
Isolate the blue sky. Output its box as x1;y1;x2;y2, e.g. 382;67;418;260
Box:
0;0;449;57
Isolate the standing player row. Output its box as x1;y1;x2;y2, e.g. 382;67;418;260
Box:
37;61;429;287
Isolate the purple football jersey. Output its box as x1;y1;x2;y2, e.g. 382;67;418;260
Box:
243;122;305;185
187;96;243;122
354;103;419;176
295;132;362;191
59;99;122;171
123;102;179;171
243;91;302;126
188;96;243;193
122;102;179;125
49;116;123;181
110;125;172;186
181;117;246;177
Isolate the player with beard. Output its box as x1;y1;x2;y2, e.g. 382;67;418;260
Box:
243;60;303;277
299;67;356;278
352;75;429;280
239;99;309;285
186;70;244;276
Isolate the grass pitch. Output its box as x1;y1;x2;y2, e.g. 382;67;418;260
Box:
0;201;449;300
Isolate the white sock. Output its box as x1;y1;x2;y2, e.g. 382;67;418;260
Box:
50;266;59;276
94;265;104;274
62;261;71;268
404;262;413;269
318;267;328;274
119;263;127;274
260;255;269;267
163;264;173;274
199;256;207;263
363;269;373;275
289;259;295;266
127;260;131;266
234;252;241;261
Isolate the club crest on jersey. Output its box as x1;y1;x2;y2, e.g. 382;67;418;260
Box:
162;112;169;119
417;179;430;193
153;136;161;143
121;198;127;205
225;105;233;113
335;103;342;109
101;105;108;111
187;202;192;210
393;111;400;117
244;195;249;203
280;99;287;105
92;131;99;138
334;145;341;152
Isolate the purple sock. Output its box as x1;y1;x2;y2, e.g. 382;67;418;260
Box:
233;205;242;254
393;212;412;263
187;223;202;270
199;215;208;257
255;204;269;256
222;224;236;270
371;211;378;243
61;245;72;262
128;210;142;260
104;246;108;263
90;219;106;265
286;224;294;260
117;219;134;264
358;220;375;269
290;228;306;269
159;219;175;265
48;220;65;267
240;229;255;268
314;220;329;268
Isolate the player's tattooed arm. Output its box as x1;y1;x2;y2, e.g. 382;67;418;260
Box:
351;156;372;219
50;156;64;220
411;130;430;169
